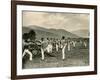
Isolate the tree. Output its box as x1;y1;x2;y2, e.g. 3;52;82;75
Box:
28;30;36;40
22;33;29;41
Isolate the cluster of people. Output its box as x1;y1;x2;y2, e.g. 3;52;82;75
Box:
22;36;88;61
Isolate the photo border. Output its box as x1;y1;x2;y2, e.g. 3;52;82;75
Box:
11;1;97;80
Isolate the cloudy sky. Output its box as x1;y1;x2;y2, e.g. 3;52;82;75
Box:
22;11;89;31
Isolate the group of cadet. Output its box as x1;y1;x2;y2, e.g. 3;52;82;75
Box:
22;36;88;61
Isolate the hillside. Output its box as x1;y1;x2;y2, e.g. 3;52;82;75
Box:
72;29;89;38
22;25;79;39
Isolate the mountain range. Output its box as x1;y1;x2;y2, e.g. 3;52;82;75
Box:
22;25;88;39
72;29;89;38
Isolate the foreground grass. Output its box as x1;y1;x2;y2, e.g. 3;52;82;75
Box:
22;47;89;69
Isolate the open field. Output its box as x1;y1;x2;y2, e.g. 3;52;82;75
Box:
22;46;89;69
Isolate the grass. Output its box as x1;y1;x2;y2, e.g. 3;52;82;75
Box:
22;46;89;69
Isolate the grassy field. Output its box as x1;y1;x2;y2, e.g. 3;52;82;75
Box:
22;46;89;69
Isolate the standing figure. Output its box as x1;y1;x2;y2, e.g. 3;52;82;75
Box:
72;40;77;48
40;38;45;60
40;37;53;60
56;39;59;52
67;41;70;51
67;38;71;51
61;36;67;60
83;41;87;48
22;39;33;61
22;33;33;61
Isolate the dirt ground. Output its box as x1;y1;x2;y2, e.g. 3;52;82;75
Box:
22;47;89;69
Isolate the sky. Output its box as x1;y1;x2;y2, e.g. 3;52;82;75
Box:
22;11;89;31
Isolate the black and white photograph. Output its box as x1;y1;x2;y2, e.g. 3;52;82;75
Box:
11;1;97;79
22;11;90;69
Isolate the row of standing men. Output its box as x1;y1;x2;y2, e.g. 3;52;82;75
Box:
22;37;88;61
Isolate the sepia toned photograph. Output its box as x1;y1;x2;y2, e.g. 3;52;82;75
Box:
22;11;90;69
11;1;97;79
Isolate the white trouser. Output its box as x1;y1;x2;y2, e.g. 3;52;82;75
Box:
73;42;76;47
56;44;59;51
41;44;53;60
22;49;33;61
68;43;71;51
41;48;45;60
84;42;87;47
62;44;67;60
46;44;52;53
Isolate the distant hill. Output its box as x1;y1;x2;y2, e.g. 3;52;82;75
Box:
22;27;59;39
72;29;89;38
22;25;79;39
